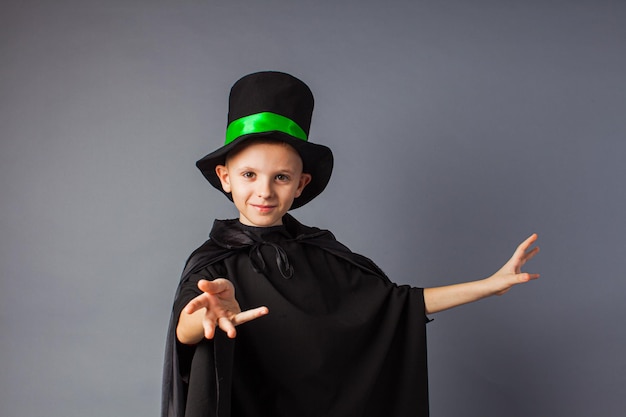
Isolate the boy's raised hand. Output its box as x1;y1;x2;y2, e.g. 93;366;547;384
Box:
183;278;269;339
488;234;540;295
424;234;540;314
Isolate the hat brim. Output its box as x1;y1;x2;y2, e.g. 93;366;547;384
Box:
196;131;333;209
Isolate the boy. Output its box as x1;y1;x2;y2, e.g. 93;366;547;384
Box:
162;71;539;417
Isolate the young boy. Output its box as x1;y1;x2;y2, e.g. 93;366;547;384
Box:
162;71;539;417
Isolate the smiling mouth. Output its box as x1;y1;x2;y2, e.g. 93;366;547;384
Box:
251;204;276;212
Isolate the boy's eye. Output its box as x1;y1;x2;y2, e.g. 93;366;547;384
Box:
242;172;255;178
275;174;290;181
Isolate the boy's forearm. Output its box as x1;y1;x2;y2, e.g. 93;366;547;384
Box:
423;279;494;315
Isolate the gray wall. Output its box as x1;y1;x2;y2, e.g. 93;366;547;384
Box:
2;1;625;416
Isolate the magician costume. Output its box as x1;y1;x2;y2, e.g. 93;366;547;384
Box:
162;72;431;417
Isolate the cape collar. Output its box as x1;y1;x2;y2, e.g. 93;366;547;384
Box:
208;213;329;250
208;214;331;280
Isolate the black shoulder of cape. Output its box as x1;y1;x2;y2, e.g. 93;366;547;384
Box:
180;213;391;284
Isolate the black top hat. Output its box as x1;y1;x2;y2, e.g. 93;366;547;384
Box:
196;71;334;209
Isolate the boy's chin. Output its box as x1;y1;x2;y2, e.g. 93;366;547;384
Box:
239;214;285;228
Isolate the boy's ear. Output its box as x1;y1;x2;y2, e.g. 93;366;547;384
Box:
295;173;312;198
215;165;231;193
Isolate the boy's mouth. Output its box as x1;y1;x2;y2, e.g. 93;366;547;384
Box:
251;204;276;212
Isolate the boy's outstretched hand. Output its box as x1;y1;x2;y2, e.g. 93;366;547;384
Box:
488;233;540;295
423;234;540;314
177;279;269;343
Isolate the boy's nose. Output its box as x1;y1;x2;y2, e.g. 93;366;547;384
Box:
256;180;273;199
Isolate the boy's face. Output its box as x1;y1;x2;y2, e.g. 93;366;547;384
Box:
215;141;312;227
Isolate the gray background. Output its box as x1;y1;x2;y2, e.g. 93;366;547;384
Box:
1;1;625;416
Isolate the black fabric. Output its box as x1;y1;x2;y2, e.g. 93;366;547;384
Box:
162;214;430;417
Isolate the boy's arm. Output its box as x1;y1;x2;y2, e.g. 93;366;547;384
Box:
423;234;540;315
176;278;269;344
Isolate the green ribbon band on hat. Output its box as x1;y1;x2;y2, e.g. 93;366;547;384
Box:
225;112;308;145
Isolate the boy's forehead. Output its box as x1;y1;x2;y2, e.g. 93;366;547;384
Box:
225;141;304;172
225;140;304;168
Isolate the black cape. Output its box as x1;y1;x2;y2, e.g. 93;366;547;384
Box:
162;214;430;417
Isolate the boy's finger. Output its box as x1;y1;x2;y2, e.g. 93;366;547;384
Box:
202;316;217;339
514;234;538;258
233;306;269;326
521;233;538;249
218;317;237;339
184;293;209;314
198;278;231;294
524;246;540;261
